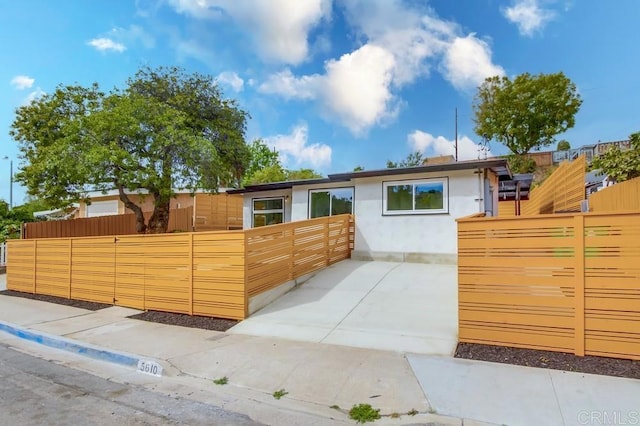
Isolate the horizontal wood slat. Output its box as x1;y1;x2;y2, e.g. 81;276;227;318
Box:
459;211;640;361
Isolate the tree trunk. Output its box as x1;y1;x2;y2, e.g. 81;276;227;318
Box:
117;184;147;233
147;195;170;234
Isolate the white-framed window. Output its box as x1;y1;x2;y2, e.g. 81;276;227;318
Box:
309;187;354;218
86;200;119;217
383;178;448;215
252;197;284;227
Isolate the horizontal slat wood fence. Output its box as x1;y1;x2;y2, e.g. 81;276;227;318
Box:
497;200;530;217
523;155;586;215
194;193;243;231
458;211;640;360
23;207;194;239
7;215;353;320
589;176;640;212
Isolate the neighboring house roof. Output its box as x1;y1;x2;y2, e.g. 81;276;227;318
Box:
33;204;79;220
230;158;510;194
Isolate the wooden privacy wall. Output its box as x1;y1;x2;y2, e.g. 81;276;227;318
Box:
458;212;640;360
589;176;640;212
194;193;243;231
497;200;530;217
523;155;586;215
7;215;353;320
245;215;354;297
23;207;194;239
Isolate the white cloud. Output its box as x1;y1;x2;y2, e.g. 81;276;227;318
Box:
264;124;332;169
10;75;35;90
320;44;398;135
441;35;505;91
257;1;503;134
259;44;398;136
408;130;492;161
217;71;244;92
502;0;555;36
259;69;319;100
167;0;331;64
87;37;126;53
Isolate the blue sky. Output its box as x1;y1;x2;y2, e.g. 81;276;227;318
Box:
2;0;639;205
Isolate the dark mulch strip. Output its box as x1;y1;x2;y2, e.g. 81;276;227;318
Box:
0;290;112;311
128;310;238;332
455;342;640;380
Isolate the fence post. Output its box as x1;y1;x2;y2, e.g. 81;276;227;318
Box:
574;214;585;356
32;240;37;294
189;233;194;315
289;224;295;280
68;239;72;299
325;217;331;266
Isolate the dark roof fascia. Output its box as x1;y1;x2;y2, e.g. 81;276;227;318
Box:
329;159;511;181
228;159;510;194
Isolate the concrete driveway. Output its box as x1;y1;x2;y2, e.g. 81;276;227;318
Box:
228;260;458;355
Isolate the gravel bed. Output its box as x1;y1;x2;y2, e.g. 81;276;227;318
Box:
0;290;111;311
128;310;238;332
455;342;640;379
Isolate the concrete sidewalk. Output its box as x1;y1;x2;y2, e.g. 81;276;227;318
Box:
0;291;638;425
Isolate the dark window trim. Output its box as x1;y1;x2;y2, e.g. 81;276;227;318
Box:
307;186;355;219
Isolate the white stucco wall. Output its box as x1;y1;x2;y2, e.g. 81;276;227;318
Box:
291;170;483;262
241;188;292;229
241;169;485;263
348;170;482;260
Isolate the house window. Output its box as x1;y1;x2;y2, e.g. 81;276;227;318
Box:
252;197;284;227
383;178;448;215
309;187;354;218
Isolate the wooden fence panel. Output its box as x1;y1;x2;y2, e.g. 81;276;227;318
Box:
523;155;586;215
6;240;36;293
24;207;193;239
584;213;640;359
194;194;243;231
138;234;191;314
589;176;640;212
458;215;577;353
192;231;246;319
458;211;640;360
70;237;116;304
8;216;353;321
245;215;354;298
34;239;71;298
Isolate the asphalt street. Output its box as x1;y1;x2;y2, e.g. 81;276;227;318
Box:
0;342;263;426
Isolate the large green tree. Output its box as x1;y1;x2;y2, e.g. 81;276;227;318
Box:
242;139;281;186
473;72;582;172
10;66;249;233
591;131;640;182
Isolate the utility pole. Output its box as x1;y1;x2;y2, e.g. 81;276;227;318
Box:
455;108;458;162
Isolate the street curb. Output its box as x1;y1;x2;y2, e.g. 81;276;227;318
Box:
0;320;140;367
